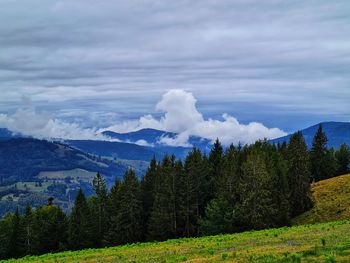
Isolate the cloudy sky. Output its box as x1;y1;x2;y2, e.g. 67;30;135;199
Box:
0;0;349;144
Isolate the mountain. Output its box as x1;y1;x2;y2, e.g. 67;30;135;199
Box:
66;139;161;161
0;138;129;217
0;128;18;140
102;128;177;144
0;138;127;184
270;122;350;148
101;128;212;156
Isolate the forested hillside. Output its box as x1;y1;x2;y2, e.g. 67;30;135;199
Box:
1;125;349;260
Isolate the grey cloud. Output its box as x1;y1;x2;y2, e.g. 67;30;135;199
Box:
0;0;349;132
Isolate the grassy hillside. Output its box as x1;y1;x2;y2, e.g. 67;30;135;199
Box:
3;220;350;262
293;174;350;225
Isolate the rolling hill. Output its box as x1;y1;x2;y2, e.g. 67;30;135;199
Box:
271;122;350;148
293;173;350;225
0;138;129;217
3;220;349;262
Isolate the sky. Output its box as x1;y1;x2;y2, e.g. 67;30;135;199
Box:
0;0;349;144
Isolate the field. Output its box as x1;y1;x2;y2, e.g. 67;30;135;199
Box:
293;174;350;225
2;220;350;262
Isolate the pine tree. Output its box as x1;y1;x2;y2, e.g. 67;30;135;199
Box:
198;197;234;235
105;178;122;245
287;132;313;216
148;155;177;241
68;189;92;250
92;172;108;246
179;148;207;237
22;204;36;255
0;214;13;259
310;125;332;181
239;152;276;230
199;145;241;235
111;169;143;245
140;156;157;237
208;139;223;198
272;154;290;225
335;143;350;175
32;204;68;254
8;207;22;258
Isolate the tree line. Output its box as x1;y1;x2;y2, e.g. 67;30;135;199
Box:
0;125;349;259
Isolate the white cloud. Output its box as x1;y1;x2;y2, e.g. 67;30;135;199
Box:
0;96;107;140
104;89;287;145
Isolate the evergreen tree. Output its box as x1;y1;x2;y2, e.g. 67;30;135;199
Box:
239;153;276;230
32;204;68;254
110;169;143;245
287;132;313;216
208;139;223;198
310;125;332;181
148;155;177;241
22;204;36;255
8;207;22;258
105;178;122;245
335;143;350;175
68;189;92;250
92;172;108;246
200;145;241;235
271;154;290;225
199;197;234;235
178;148;208;237
0;214;13;259
140;156;157;237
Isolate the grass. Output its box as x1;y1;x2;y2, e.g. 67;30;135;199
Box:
293;174;350;225
2;220;350;262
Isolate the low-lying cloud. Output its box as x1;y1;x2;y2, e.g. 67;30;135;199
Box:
1;91;286;145
104;89;287;146
0;97;106;141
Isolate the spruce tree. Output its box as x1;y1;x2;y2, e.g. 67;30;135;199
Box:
208;139;223;198
335;143;350;175
0;214;13;259
287;132;313;216
92;172;108;246
179;148;207;237
148;155;177;241
140;156;157;237
8;207;22;258
111;169;143;245
310;125;331;181
22;204;36;255
199;145;240;235
68;189;92;250
32;204;68;254
239;152;276;230
105;178;122;245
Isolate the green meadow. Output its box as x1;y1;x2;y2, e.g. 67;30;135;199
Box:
2;220;350;263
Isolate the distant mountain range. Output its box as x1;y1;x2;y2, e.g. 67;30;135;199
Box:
270;122;350;148
0;121;349;217
0;138;128;185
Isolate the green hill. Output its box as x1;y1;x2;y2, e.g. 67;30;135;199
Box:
2;220;350;263
293;174;350;225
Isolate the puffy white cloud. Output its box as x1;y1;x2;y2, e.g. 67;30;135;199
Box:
155;89;204;133
105;89;287;145
1;91;286;145
0;97;107;140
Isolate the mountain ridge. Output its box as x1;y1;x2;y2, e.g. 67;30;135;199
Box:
270;121;350;148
